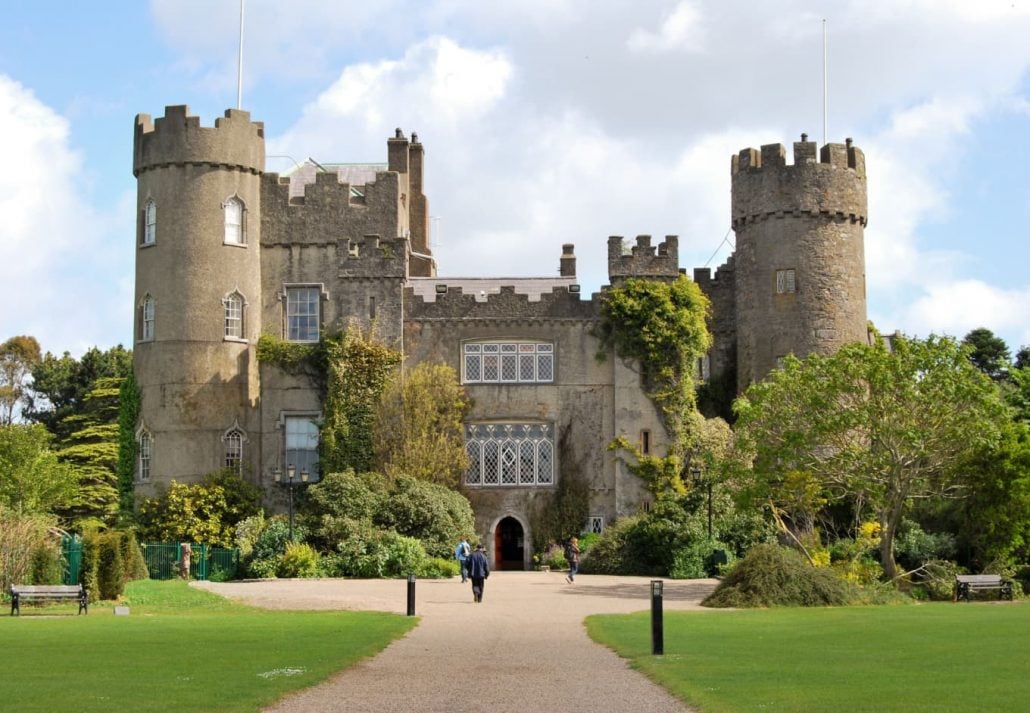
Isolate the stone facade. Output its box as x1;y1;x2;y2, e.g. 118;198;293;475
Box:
132;107;868;569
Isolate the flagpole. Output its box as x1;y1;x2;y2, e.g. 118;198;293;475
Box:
237;0;245;109
822;18;827;146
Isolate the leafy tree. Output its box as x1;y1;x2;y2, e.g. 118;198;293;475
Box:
1005;367;1030;426
54;376;122;527
962;327;1011;381
25;345;132;439
1015;345;1030;371
732;334;1008;580
0;424;79;515
373;362;471;486
0;335;41;424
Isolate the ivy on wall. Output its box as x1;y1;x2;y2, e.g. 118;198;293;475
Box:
116;370;140;519
597;275;715;497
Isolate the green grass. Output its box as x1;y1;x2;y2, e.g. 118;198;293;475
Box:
0;580;417;713
587;603;1030;713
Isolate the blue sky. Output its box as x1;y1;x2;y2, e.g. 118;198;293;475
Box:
1;0;1027;358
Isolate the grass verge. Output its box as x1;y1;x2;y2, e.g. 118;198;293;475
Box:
587;603;1030;712
0;580;416;713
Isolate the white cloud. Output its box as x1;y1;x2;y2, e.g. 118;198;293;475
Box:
0;75;131;355
627;2;706;54
902;280;1030;346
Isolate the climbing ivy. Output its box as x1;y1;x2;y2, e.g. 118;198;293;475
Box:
116;370;140;520
318;328;402;475
597;275;711;433
255;334;319;376
597;276;713;497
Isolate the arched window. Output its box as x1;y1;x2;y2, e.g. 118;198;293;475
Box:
139;294;155;342
222;423;246;475
464;423;554;486
224;196;245;245
137;428;153;482
223;290;245;340
142;199;156;245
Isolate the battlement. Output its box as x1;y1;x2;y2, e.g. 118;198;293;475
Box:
692;255;735;290
405;283;598;322
338;234;408;278
134;106;265;177
731;136;867;228
607;235;680;283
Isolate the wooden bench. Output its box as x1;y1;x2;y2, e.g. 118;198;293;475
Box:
954;574;1013;602
9;584;89;616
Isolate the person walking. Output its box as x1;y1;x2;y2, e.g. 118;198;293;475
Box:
467;543;490;603
565;537;580;583
455;538;471;583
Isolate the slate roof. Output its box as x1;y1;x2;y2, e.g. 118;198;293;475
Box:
407;276;578;302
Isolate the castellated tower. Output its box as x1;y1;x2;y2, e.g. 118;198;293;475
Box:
133;106;265;490
731;137;868;390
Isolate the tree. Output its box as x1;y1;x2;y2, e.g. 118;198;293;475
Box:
962;328;1011;381
0;424;79;515
53;377;123;527
25;345;132;439
373;362;471;486
0;335;41;424
1015;346;1030;371
732;334;1008;580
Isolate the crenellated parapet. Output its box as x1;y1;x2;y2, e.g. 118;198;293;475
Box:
405;284;599;322
731;137;866;229
607;235;680;284
133;105;265;177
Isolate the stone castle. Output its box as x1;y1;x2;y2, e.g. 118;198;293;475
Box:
132;106;867;569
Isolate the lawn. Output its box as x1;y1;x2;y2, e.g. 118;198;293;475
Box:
0;580;417;713
587;602;1030;713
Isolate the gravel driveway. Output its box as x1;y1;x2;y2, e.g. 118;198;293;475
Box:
194;572;717;713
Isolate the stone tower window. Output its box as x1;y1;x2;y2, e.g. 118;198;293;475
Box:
137;428;152;482
639;429;651;455
139;294;155;342
142;199;156;246
223;291;246;340
285;287;321;342
222;423;246;474
464;423;553;486
775;269;796;294
696;353;711;382
587;516;605;534
224;196;245;245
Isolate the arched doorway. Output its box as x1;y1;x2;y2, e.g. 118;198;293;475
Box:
494;516;525;570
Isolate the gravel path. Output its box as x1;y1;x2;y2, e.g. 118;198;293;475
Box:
195;572;717;713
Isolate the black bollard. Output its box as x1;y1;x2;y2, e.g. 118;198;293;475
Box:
407;573;416;616
651;579;664;655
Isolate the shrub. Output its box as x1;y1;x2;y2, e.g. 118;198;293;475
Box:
234;512;267;559
703;544;855;608
119;531;149;582
417;557;459;578
137;470;262;548
579;516;637;575
277;542;320;578
78;532;101;601
245;518;298;579
895;520;957;572
97;533;125;600
915;560;965;601
379;476;474;558
670;538;735;579
0;508;58;594
28;543;63;585
383;534;428;578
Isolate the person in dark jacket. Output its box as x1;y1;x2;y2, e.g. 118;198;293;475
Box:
467;543;490;603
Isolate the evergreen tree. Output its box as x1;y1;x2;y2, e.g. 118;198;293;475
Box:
962;328;1011;381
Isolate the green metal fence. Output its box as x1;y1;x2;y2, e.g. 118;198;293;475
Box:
141;542;240;581
61;533;83;586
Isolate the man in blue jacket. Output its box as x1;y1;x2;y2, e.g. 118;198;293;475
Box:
467;543;490;603
455;538;471;582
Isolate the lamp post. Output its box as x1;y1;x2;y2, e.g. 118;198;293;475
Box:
692;467;712;540
274;464;309;541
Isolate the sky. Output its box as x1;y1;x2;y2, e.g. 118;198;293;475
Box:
0;0;1027;358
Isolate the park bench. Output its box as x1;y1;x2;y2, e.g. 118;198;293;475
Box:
9;584;89;616
954;574;1013;602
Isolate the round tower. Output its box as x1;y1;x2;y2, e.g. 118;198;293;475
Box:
132;106;265;490
731;136;867;390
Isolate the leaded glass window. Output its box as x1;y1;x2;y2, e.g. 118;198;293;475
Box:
143;199;156;245
140;295;155;342
464;423;554;486
224;291;244;340
285;415;320;481
462;342;555;384
224;427;244;474
224;196;245;245
138;429;152;481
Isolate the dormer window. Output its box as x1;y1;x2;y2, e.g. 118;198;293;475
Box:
224;196;245;245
